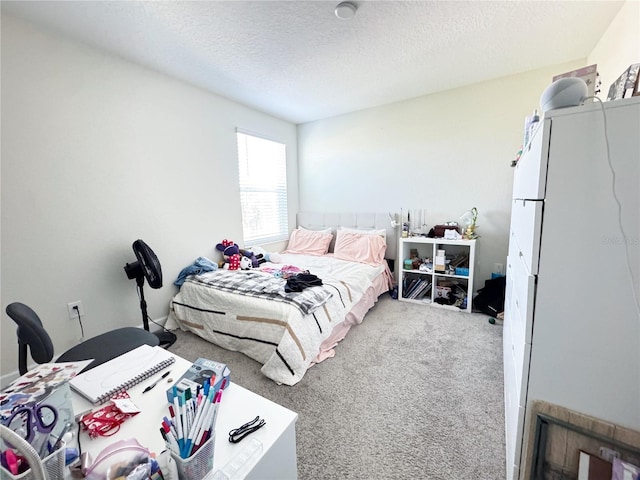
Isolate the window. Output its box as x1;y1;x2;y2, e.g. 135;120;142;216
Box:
236;130;288;245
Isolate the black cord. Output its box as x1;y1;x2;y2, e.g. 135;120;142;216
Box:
74;306;85;338
588;96;640;319
77;421;82;457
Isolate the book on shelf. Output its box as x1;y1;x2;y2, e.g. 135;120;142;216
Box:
407;279;423;299
408;279;431;299
412;282;432;300
406;278;423;298
403;278;419;297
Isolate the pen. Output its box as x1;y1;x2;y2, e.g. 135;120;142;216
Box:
143;370;172;393
52;421;74;450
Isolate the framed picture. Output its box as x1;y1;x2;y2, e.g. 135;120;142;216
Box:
607;63;640;101
554;64;598;97
633;65;640;97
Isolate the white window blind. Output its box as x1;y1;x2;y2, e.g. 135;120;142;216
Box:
236;130;289;245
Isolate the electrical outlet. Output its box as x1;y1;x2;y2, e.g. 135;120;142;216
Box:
67;301;84;320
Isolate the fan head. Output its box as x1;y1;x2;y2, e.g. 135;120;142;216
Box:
124;239;162;289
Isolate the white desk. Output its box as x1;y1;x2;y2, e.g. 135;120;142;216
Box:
71;353;298;479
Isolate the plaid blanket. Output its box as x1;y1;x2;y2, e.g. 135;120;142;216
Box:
187;270;332;315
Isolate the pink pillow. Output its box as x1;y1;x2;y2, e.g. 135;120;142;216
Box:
284;228;333;256
333;231;387;265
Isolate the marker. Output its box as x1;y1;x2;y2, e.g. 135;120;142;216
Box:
185;387;214;457
194;394;217;452
172;386;184;452
189;389;215;457
160;425;180;456
210;389;223;433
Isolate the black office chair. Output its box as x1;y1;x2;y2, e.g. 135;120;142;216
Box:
7;302;160;375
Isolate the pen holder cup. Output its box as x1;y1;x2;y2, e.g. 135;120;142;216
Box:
171;434;215;480
0;441;66;480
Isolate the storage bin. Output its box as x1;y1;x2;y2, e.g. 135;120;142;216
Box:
455;267;469;276
171;434;215;480
0;442;66;480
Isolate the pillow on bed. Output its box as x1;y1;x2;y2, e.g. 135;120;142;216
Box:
333;230;386;265
338;226;386;240
299;225;332;234
284;228;333;256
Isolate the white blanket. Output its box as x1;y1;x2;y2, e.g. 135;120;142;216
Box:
166;253;389;385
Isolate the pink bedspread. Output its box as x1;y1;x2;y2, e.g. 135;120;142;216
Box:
312;266;393;363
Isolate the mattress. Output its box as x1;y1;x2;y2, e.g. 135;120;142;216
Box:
166;253;392;385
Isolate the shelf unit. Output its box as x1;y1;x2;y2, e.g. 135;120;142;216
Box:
398;237;476;313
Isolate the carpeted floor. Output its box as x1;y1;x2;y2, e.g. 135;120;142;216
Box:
168;294;506;479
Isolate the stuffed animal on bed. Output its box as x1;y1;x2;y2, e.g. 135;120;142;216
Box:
239;248;266;268
248;246;281;264
216;239;241;270
240;256;253;270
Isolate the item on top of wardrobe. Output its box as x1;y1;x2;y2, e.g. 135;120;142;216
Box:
552;64;598;97
607;63;640;101
540;77;588;113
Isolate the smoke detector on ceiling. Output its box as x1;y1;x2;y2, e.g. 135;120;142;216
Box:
335;2;357;19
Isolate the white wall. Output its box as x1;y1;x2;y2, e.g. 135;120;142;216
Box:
297;60;585;286
588;0;640;93
0;14;298;379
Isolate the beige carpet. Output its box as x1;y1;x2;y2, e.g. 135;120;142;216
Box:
168;294;506;479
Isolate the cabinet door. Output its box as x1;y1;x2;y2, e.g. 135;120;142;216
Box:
503;314;525;480
509;199;543;276
507;252;536;345
512;120;550;200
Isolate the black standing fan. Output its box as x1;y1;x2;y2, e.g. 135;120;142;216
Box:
124;239;176;348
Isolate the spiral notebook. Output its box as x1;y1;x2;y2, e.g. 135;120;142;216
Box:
69;344;175;404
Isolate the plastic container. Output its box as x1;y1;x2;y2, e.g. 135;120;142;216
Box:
523;109;540;148
0;442;66;480
84;438;150;480
172;433;215;480
455;267;469;276
208;438;262;480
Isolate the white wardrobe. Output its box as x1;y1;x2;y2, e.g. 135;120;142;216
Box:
503;97;640;479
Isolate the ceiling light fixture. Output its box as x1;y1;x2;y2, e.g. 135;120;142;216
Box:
334;2;357;19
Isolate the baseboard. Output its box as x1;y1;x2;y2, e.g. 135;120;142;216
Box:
145;315;168;333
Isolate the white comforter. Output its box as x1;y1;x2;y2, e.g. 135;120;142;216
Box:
166;253;388;385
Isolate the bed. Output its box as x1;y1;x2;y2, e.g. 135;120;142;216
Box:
165;213;395;385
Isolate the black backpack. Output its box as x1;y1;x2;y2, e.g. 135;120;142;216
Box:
473;276;506;316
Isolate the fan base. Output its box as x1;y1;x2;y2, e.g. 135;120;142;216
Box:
155;330;177;349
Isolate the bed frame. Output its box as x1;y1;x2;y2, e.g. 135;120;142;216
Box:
296;212;397;261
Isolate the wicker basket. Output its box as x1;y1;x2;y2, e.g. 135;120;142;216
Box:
0;442;65;480
171;434;215;480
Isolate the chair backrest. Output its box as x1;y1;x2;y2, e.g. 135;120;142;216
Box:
6;302;55;375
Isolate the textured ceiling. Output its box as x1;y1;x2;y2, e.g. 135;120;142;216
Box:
1;1;624;124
